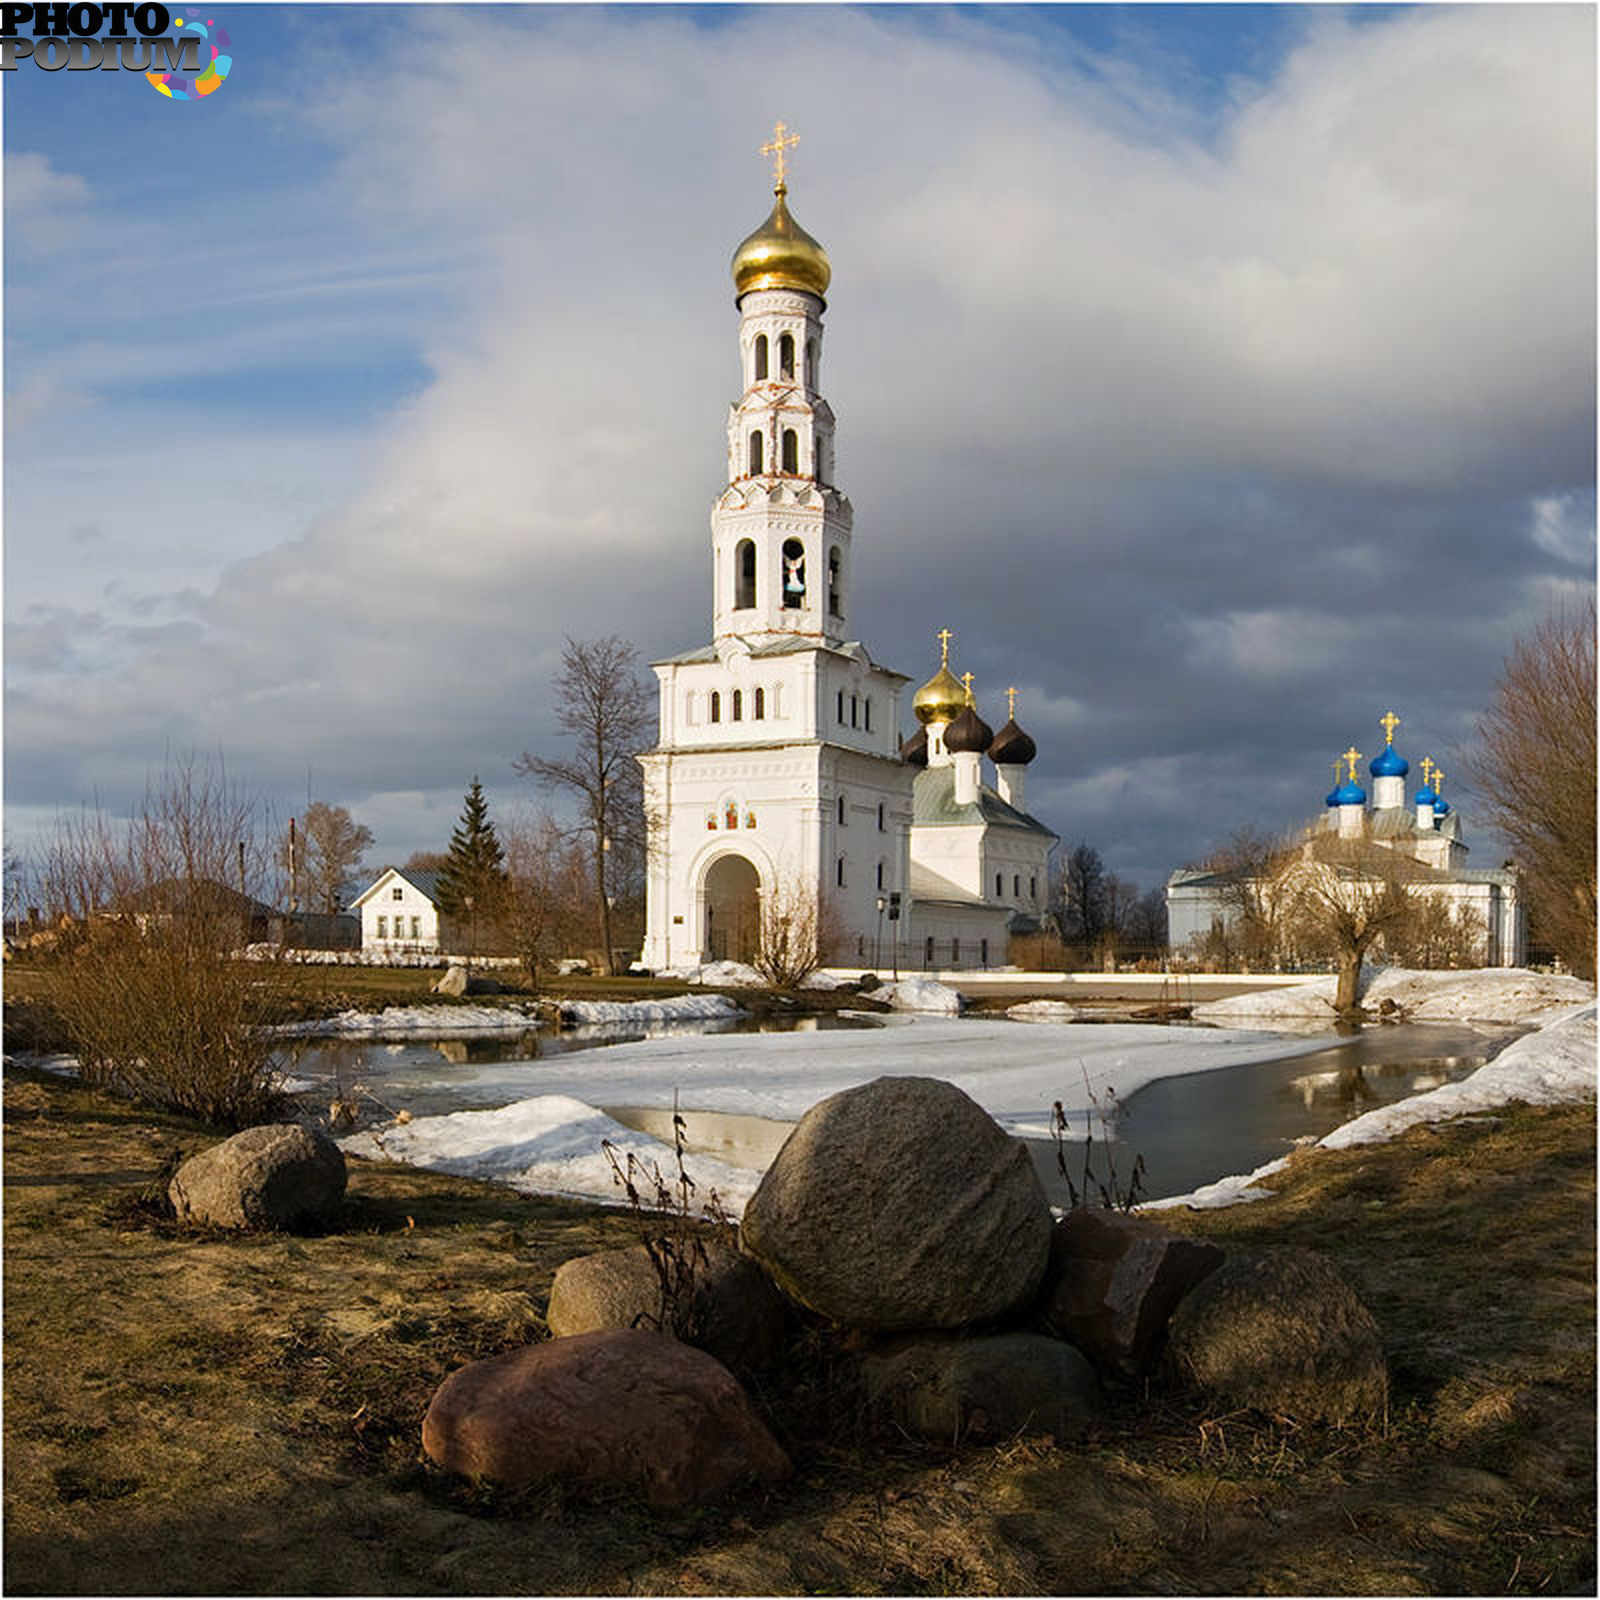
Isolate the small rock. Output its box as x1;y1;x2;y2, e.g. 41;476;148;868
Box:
547;1242;788;1371
1163;1246;1388;1424
1040;1208;1223;1377
169;1123;346;1231
421;1328;791;1510
860;1333;1103;1444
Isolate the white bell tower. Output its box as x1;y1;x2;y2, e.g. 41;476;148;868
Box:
712;124;853;646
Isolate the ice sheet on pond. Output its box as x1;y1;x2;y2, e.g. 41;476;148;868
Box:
339;1094;761;1213
558;993;745;1025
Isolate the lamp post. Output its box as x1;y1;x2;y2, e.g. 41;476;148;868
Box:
875;895;885;970
888;890;901;980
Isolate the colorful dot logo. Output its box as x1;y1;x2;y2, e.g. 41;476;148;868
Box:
147;15;230;100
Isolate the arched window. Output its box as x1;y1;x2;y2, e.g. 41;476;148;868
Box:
836;855;846;886
781;538;805;606
753;687;765;719
850;693;858;729
836;689;845;722
781;428;798;474
876;860;885;890
925;936;935;964
877;802;885;831
1013;874;1021;897
995;873;1004;897
828;546;842;617
864;698;872;733
1030;876;1037;899
981;938;989;965
731;689;743;720
806;337;818;388
779;332;795;379
710;691;721;723
952;937;961;965
748;432;764;475
735;539;756;608
754;333;768;382
836;794;847;825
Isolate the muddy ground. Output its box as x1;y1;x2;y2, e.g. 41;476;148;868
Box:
3;1058;1593;1595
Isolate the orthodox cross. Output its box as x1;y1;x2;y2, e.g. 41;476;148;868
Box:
936;627;952;666
1380;710;1401;745
1342;746;1363;782
761;121;799;188
1421;756;1436;789
1433;766;1444;795
1006;685;1018;719
1332;758;1343;785
961;671;976;705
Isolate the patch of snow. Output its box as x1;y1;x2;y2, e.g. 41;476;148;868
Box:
1141;1157;1292;1212
242;945;521;969
559;993;745;1025
271;1005;542;1039
867;977;964;1014
799;969;859;990
1008;1000;1084;1024
340;1094;761;1214
1193;967;1593;1026
653;960;767;988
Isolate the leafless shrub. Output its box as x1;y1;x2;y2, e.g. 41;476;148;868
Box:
1051;1065;1146;1212
37;758;288;1127
752;873;843;987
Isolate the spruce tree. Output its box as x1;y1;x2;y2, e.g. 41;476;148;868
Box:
435;777;507;937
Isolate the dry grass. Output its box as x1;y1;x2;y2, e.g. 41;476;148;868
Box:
3;1060;1593;1596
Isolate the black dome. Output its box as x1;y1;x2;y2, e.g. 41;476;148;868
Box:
988;717;1037;765
944;705;994;754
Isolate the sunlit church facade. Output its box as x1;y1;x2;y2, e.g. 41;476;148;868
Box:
638;137;1056;972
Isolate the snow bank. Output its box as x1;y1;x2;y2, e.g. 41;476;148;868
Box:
340;1095;761;1214
653;960;767;988
272;1005;542;1039
1008;1000;1084;1024
1193;967;1593;1026
243;946;521;969
799;969;859;990
867;977;964;1014
559;993;745;1025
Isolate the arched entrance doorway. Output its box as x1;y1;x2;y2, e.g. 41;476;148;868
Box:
703;853;760;963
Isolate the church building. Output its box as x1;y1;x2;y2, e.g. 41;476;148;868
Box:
638;131;1056;973
1166;714;1526;966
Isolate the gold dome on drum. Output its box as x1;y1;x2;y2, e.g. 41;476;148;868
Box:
913;664;967;726
731;184;832;301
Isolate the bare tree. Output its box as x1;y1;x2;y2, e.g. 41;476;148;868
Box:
1055;842;1109;954
288;801;373;915
38;756;287;1126
1281;836;1426;1011
516;636;653;975
498;811;590;980
1463;601;1596;978
753;873;843;987
1192;825;1299;970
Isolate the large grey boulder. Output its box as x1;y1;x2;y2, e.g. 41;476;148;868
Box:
860;1333;1103;1444
169;1122;346;1230
422;1329;791;1510
740;1075;1053;1331
1163;1246;1388;1424
1040;1208;1224;1377
546;1242;789;1371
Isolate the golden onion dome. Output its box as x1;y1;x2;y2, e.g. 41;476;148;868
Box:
913;664;967;726
731;184;831;301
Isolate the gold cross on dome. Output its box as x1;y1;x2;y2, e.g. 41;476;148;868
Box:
1421;756;1436;788
1433;766;1444;795
1332;758;1343;783
1380;710;1401;745
961;671;975;705
760;121;800;188
1343;746;1363;782
1007;686;1018;719
936;627;952;666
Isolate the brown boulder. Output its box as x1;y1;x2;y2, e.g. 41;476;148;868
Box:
1041;1208;1223;1377
547;1242;788;1371
860;1332;1103;1444
169;1123;346;1230
1163;1246;1388;1423
421;1329;791;1510
740;1076;1053;1331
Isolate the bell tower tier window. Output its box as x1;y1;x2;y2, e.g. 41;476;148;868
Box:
735;539;756;609
779;332;795;379
782;428;798;474
748;432;764;475
781;539;806;607
754;334;768;381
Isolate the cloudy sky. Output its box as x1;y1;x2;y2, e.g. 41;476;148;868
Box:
5;2;1595;900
